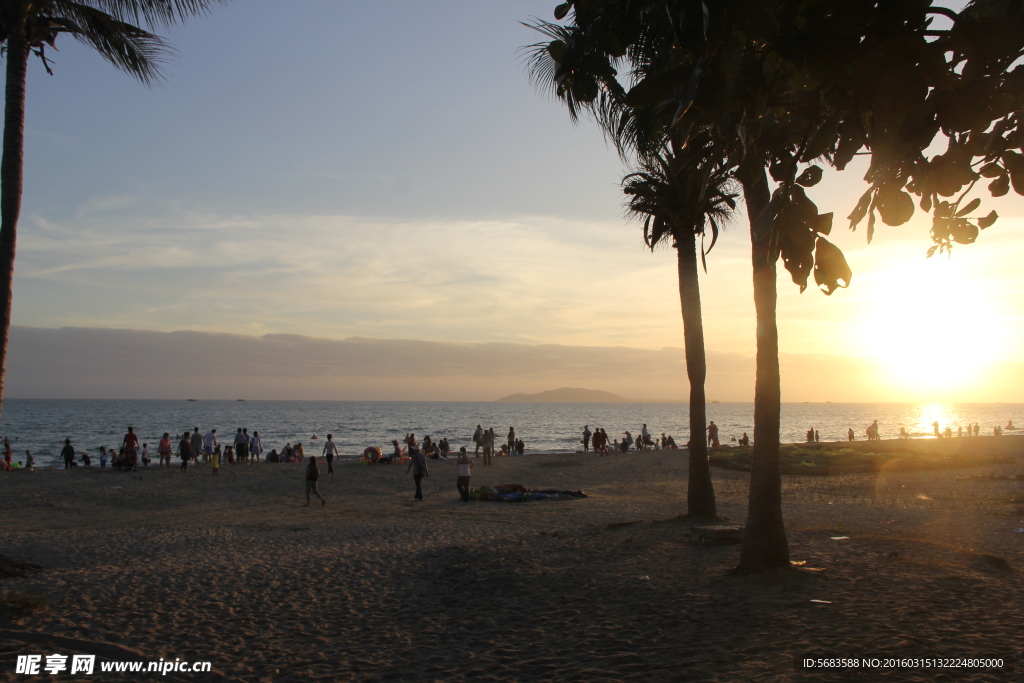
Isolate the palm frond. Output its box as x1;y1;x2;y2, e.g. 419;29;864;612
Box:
48;2;171;84
80;0;227;29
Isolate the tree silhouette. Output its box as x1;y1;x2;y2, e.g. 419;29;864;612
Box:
0;0;228;414
528;0;1023;572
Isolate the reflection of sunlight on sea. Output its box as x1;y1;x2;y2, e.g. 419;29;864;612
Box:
912;403;961;437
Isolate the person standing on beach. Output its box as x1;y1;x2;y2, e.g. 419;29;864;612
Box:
190;428;203;463
178;432;193;472
481;429;492;466
158;433;172;467
61;438;75;469
203;429;218;463
305;456;326;506
322;434;338;476
507;427;515;456
473;425;483;456
582;425;591;453
406;445;428;500
211;445;221;475
250;430;262;466
848;428;855;442
707;422;720;448
456;446;473;502
234;429;247;465
122;427;139;470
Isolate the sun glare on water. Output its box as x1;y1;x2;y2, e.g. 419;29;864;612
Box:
857;256;1007;399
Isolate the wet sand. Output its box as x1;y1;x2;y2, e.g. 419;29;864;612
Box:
1;441;1022;681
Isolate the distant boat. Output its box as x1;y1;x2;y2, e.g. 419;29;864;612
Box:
711;400;720;404
237;399;245;402
187;399;197;402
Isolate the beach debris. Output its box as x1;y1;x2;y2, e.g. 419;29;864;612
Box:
791;560;807;566
810;599;832;604
1015;529;1024;534
692;525;742;546
638;575;650;581
830;536;849;540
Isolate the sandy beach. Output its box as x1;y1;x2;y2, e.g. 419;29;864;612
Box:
1;439;1022;681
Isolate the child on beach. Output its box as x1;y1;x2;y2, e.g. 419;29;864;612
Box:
212;445;221;475
250;431;262;466
305;456;325;506
99;447;108;468
141;443;151;467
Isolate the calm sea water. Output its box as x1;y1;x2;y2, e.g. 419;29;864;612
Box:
1;399;1021;468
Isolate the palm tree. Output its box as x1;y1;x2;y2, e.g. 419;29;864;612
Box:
622;138;736;518
526;20;730;518
0;0;226;414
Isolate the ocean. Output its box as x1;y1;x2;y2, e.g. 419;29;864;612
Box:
2;399;1022;469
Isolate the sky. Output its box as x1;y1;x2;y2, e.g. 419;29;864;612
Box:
7;0;1024;401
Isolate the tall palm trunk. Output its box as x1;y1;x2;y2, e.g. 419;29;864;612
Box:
0;34;29;416
676;231;716;517
736;171;789;573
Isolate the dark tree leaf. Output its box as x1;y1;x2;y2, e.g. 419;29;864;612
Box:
920;193;932;212
989;174;1010;196
777;206;816;292
955;197;981;217
813;237;852;295
847;189;872;228
979;162;1003;178
1011;171;1024;196
796;165;823;187
554;3;570;20
876;186;915;226
926;245;938;258
801;114;842;162
547;40;566;61
811;212;833;235
949;219;979;244
978;210;998;229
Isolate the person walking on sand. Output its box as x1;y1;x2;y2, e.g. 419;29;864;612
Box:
250;430;263;465
406;445;428;500
305;456;326;506
582;425;592;453
473;425;483;456
178;432;193;472
456;446;474;502
322;433;338;476
61;438;75;469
